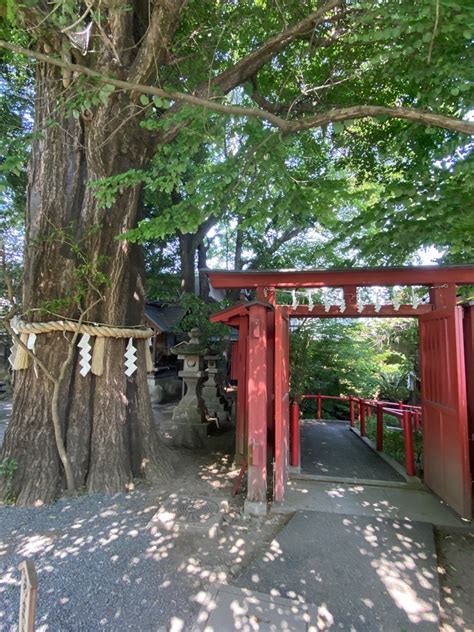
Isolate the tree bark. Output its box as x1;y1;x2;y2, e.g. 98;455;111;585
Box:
0;59;172;505
0;0;354;506
178;233;196;294
198;241;210;301
178;215;217;297
226;221;246;302
234;224;245;272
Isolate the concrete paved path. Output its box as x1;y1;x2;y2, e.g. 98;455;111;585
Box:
193;584;317;631
300;420;404;482
236;510;440;631
274;479;465;527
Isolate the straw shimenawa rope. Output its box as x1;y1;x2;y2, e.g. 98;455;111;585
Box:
11;319;155;375
12;319;154;339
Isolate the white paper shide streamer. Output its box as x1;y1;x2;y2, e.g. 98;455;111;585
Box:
374;291;382;313
78;334;92;377
8;319;19;368
392;289;402;311
8;340;17;369
356;290;365;314
322;288;332;313
124;337;138;377
27;333;38;377
411;288;422;309
291;290;298;309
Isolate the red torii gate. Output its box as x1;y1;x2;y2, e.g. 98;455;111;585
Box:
208;266;474;519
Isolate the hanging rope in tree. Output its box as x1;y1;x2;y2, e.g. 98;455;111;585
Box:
9;319;154;377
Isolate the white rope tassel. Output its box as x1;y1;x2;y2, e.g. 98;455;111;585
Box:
307;290;314;311
124;338;138;377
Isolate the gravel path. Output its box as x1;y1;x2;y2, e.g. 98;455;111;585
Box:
1;488;202;631
0;439;284;632
0;403;278;631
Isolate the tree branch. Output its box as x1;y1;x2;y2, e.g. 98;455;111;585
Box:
192;214;218;249
209;0;344;94
142;1;345;143
250;79;320;115
285;105;474;135
128;0;188;85
1;40;473;136
247;227;301;269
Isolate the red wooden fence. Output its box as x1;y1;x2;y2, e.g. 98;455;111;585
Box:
292;394;421;477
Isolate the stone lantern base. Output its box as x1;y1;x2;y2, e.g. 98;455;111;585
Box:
162;418;210;449
166;328;211;449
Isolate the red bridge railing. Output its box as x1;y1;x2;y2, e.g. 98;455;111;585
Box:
292;394;422;477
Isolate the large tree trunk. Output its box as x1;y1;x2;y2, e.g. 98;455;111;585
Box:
198;241;210;301
227;222;246;302
0;60;171;505
178;232;196;294
178;214;218;296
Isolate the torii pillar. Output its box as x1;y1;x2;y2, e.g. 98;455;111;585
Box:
211;301;273;516
245;302;270;514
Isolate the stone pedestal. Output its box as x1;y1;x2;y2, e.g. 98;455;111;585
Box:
201;355;229;426
148;375;182;405
168;328;209;448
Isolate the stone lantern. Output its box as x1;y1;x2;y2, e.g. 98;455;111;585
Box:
169;328;208;448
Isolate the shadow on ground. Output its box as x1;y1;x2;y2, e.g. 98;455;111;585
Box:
0;431;284;631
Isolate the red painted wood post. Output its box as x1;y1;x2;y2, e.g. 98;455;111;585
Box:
246;304;268;506
402;410;416;476
414;410;420;431
349;397;355;427
376;405;384;451
234;316;248;464
359;399;366;436
290;400;300;468
317;394;322;420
